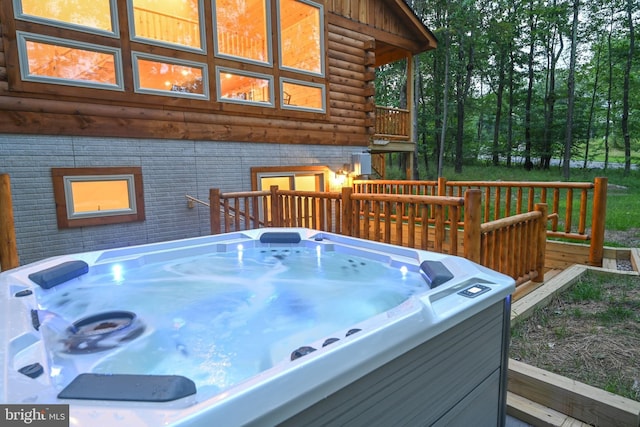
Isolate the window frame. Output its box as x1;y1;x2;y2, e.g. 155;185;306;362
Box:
250;165;329;191
276;0;325;78
52;167;145;228
16;31;125;91
12;0;119;38
212;0;272;66
127;0;207;54
216;66;275;107
132;51;209;100
280;77;326;113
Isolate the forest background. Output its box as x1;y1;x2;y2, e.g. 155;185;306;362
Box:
375;0;638;180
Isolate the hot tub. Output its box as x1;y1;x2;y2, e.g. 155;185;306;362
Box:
1;228;515;426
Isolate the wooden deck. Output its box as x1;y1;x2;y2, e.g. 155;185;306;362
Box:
507;247;640;427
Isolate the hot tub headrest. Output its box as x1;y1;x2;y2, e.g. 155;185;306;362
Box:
420;260;454;288
259;232;302;244
58;373;196;402
28;260;89;289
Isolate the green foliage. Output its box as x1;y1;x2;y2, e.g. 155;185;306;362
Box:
380;0;640;175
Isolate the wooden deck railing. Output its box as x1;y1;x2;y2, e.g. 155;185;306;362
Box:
209;186;546;286
353;177;607;267
374;106;410;140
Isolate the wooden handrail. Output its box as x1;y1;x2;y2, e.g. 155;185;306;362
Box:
354;177;608;267
209;186;543;285
374;106;411;139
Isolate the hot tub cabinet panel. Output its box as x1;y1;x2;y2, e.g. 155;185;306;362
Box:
278;300;510;427
0;228;514;427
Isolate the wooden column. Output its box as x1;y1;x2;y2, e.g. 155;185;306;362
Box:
463;189;482;264
209;188;221;235
269;185;280;227
589;177;607;267
533;203;548;282
0;174;19;271
341;187;353;236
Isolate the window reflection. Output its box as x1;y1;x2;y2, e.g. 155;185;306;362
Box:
131;0;202;50
20;34;118;86
282;80;323;110
134;55;206;97
215;0;269;63
19;0;114;33
218;70;272;104
279;0;322;74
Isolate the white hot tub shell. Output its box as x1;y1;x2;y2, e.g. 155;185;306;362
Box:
0;228;515;426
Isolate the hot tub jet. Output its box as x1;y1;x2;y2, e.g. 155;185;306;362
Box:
61;311;145;354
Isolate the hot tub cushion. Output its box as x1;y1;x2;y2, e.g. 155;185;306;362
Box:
259;232;301;244
420;260;454;288
28;260;89;289
58;373;196;402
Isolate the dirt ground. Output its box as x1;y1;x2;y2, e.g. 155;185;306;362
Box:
510;271;640;401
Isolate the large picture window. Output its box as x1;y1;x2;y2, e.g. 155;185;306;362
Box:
129;0;205;52
278;0;323;76
214;0;270;64
52;167;145;228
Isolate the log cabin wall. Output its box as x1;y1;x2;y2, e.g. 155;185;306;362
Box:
0;6;380;146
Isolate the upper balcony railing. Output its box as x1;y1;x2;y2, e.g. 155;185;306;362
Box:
374;106;410;140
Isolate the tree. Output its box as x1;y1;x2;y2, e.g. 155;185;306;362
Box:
563;0;579;180
621;0;635;176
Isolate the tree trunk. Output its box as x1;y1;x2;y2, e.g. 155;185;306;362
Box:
438;28;450;178
492;51;506;166
604;5;614;170
524;3;537;171
622;0;635;176
584;36;603;169
563;0;579;180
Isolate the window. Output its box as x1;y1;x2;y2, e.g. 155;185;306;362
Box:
133;53;208;99
9;0;325;115
217;67;273;105
17;32;123;90
281;78;325;111
278;0;323;76
14;0;117;36
214;0;270;64
52;167;145;228
251;166;328;191
129;0;205;52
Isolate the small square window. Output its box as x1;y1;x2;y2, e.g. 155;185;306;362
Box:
52;167;145;228
132;52;208;99
216;67;273;106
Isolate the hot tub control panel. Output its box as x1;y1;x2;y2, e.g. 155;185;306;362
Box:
458;284;492;298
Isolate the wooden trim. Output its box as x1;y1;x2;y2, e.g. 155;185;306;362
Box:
51;167;145;229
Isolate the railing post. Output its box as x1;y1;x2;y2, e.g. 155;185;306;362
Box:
463;189;482;264
589;177;607;267
437;176;447;196
270;185;280;227
209;188;221;235
533;203;548;282
0;174;19;271
341;187;353;236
